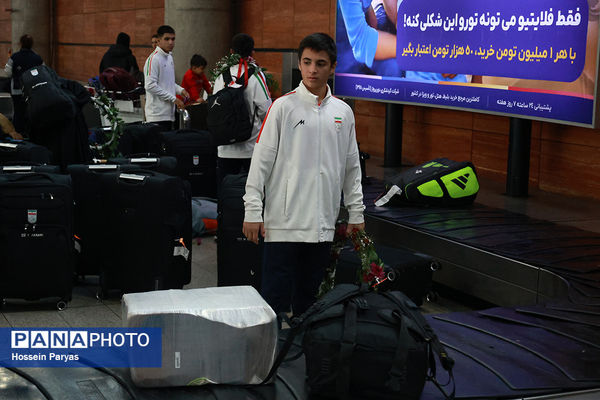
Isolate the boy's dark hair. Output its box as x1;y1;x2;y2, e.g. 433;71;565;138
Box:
116;32;130;47
157;25;175;37
190;54;207;68
298;33;337;64
151;34;159;39
231;33;254;58
20;34;33;49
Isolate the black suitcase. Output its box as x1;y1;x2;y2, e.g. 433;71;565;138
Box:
217;173;262;291
185;102;208;130
0;173;74;309
336;244;438;306
160;129;217;198
0;139;52;165
108;154;177;175
96;170;192;296
67;164;139;276
118;122;163;156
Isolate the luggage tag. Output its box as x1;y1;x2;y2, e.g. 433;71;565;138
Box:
173;237;190;260
374;185;402;207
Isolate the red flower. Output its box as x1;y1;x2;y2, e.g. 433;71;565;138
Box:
370;262;385;280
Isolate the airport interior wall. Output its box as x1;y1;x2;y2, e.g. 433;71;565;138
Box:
1;0;600;200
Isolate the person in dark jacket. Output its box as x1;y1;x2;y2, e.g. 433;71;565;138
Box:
2;34;43;133
99;32;140;76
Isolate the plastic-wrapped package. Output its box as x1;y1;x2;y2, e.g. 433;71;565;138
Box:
122;286;277;387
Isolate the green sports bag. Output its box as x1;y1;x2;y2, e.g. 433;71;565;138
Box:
375;158;479;207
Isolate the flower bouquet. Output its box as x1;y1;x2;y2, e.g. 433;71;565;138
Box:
318;220;387;298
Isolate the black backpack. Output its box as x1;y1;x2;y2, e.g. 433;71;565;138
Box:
206;66;256;146
20;65;77;125
264;284;455;400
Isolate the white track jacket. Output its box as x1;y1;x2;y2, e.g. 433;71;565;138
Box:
243;82;365;243
143;46;183;122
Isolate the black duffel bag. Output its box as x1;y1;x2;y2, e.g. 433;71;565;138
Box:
264;284;455;400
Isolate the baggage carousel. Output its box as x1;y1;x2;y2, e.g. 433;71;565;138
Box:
2;179;600;399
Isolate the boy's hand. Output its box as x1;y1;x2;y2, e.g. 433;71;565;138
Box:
174;98;185;109
243;221;265;244
346;222;365;236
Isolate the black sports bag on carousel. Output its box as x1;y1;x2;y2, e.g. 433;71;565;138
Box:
376;158;479;207
263;284;455;400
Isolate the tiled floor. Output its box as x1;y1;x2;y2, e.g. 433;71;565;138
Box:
2;156;598;327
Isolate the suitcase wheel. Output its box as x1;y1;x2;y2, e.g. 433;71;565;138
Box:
429;261;441;272
56;300;68;311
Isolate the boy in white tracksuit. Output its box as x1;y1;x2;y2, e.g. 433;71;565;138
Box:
143;25;188;130
243;33;365;315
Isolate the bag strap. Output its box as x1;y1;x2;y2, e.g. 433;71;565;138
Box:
261;284;364;384
385;312;412;392
336;301;357;399
383;292;455;399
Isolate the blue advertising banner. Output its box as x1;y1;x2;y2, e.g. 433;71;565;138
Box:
334;0;599;127
396;0;588;81
0;328;162;367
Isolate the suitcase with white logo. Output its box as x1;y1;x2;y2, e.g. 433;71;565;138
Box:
0;173;74;309
160;129;217;198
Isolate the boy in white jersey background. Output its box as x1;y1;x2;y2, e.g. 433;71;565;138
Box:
143;25;189;130
243;33;365;316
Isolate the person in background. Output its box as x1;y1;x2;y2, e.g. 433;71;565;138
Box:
180;54;212;103
99;32;140;76
1;34;43;133
0;112;23;140
242;33;365;316
212;33;272;184
143;25;189;131
151;34;159;49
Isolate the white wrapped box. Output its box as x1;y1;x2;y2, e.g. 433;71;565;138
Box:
122;286;277;387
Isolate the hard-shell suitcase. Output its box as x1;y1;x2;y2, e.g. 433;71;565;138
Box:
0;173;74;309
160;129;217;198
0;139;52;165
336;244;438;306
67;164;139;276
96;170;192;296
217;173;262;291
108;154;177;175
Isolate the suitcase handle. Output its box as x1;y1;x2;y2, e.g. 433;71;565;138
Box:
2;172;59;182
